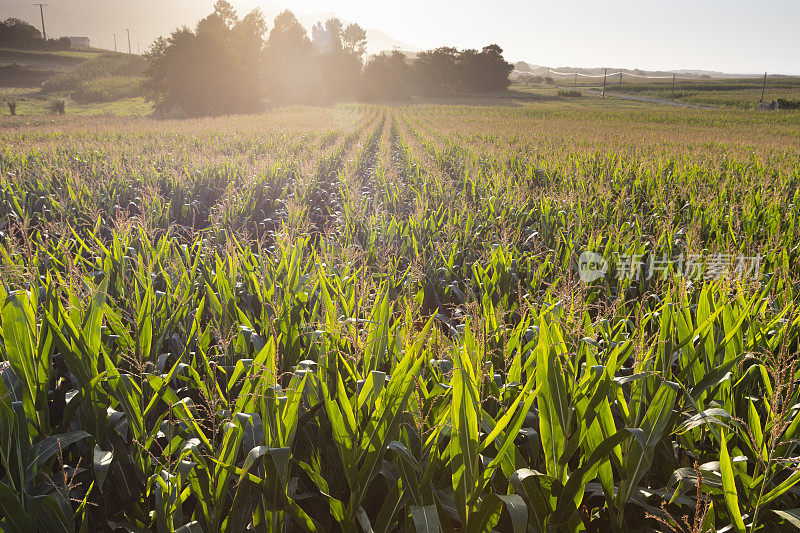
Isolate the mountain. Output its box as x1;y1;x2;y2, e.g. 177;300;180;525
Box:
512;61;758;79
363;29;421;56
291;12;421;55
513;61;537;73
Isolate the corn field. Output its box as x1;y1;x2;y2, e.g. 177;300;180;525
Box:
0;104;799;531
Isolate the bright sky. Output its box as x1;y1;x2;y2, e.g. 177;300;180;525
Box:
2;0;798;74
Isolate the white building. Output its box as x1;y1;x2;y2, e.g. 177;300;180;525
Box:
68;36;91;48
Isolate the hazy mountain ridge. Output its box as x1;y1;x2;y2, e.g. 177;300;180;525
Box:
513;61;761;79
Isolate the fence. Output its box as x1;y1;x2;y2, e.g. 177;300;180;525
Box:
515;67;777;103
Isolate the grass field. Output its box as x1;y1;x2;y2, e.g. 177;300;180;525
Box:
1;50;148;115
517;76;800;109
0;100;799;531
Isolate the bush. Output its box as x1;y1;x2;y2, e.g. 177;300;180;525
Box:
777;98;800;110
42;53;147;93
558;89;582;98
49;97;67;114
5;98;17;115
71;76;145;103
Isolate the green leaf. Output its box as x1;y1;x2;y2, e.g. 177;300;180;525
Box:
617;382;678;512
0;482;33;532
773;509;800;529
468;493;527;533
720;433;745;533
410;505;440;533
93;445;113;491
175;521;204;533
27;430;91;481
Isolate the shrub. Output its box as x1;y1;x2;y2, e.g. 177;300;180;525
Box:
777;98;800;110
71;76;145;103
558;89;582;98
49;97;67;114
42;53;146;93
5;98;16;115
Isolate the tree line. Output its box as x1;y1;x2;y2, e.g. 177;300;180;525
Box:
145;1;513;115
0;18;72;50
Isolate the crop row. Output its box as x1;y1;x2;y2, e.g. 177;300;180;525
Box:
0;106;798;531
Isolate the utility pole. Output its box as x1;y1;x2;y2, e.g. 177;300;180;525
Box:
33;3;47;41
672;73;676;101
113;33;117;52
126;28;131;54
760;71;767;102
574;70;577;88
619;71;622;88
602;68;607;99
137;42;140;55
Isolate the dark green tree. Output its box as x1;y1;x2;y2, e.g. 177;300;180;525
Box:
145;1;266;115
316;18;366;101
0;18;41;48
264;10;315;102
363;51;409;99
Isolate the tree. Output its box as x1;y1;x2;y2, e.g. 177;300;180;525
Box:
144;1;266;115
0;18;41;48
411;47;460;96
324;18;344;52
342;24;366;57
314;18;365;101
475;44;513;91
363;51;409;99
405;44;513;97
264;10;315;102
311;22;329;53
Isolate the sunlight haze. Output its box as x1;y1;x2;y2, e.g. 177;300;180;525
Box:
1;0;797;73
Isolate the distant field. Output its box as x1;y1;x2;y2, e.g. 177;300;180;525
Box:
0;49;148;114
1;101;800;530
516;75;800;109
0;47;102;69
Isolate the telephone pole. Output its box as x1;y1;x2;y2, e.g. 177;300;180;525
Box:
672;73;676;101
33;3;48;41
602;68;607;99
760;72;767;102
574;70;577;88
126;28;131;54
113;33;117;52
619;71;622;88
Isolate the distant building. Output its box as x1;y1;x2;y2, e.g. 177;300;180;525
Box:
757;100;779;111
67;36;90;48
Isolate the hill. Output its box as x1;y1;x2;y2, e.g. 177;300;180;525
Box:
513;61;761;79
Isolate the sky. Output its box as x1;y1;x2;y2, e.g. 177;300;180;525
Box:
2;0;798;74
